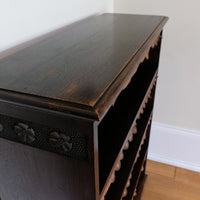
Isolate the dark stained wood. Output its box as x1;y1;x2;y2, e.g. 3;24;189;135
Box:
95;19;167;121
0;138;96;200
0;14;96;61
134;174;148;200
0;14;168;200
0;14;168;120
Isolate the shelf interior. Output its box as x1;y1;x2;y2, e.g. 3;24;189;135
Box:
123;126;151;200
98;42;161;193
103;98;153;200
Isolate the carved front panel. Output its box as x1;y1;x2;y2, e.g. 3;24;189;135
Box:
0;114;88;160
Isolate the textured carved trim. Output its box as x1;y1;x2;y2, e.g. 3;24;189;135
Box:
138;74;157;120
49;132;72;153
118;35;161;102
133;189;137;198
124;74;156;155
14;123;35;144
152;35;161;48
141;48;150;63
140;35;161;64
121;117;152;200
0;114;88;160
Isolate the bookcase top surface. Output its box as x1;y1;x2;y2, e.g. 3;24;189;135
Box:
0;14;168;120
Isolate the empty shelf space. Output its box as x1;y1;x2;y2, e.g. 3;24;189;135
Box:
98;46;159;192
104;120;151;200
99;94;153;199
123;126;151;200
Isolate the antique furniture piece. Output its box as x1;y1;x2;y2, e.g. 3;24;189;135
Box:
0;14;168;200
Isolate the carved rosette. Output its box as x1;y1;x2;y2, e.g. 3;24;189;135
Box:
49;132;72;153
0;114;86;159
14;123;35;144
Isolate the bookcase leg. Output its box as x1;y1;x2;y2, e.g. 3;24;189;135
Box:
133;173;147;200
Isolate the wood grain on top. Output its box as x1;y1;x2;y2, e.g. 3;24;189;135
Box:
0;14;168;119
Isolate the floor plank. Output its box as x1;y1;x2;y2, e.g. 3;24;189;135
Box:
141;160;200;200
175;167;200;189
146;160;175;178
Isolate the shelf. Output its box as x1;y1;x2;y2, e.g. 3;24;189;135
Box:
133;174;147;200
102;103;152;200
98;44;160;194
123;126;151;200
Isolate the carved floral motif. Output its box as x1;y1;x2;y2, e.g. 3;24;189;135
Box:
49;132;72;153
14;123;35;144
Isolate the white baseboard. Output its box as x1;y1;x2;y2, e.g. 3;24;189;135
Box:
147;122;200;172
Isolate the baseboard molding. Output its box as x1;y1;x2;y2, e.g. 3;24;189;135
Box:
148;122;200;172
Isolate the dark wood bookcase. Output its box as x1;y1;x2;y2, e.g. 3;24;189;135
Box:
0;14;168;200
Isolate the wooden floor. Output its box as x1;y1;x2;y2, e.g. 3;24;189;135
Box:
141;160;200;200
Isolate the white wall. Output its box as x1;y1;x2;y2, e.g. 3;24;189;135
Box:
115;0;200;171
0;0;113;52
115;0;200;132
